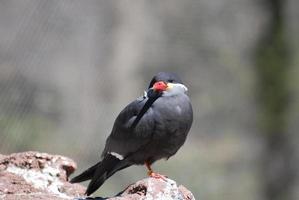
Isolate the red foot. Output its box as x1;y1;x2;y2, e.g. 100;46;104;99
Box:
145;161;168;181
148;172;168;181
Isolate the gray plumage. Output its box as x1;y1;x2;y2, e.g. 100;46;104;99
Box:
70;72;193;196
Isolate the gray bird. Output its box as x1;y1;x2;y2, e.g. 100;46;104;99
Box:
70;72;193;195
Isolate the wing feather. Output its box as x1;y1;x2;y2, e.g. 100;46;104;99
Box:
102;97;156;158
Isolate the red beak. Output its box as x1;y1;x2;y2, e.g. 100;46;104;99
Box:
153;81;168;92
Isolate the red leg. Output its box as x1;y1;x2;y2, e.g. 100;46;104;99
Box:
144;161;168;181
145;161;153;175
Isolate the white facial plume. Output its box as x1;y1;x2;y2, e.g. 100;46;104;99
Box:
163;83;188;97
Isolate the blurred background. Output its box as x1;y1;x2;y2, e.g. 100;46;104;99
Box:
0;0;298;200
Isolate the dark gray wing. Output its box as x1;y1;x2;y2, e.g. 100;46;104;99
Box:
102;96;156;158
73;96;157;194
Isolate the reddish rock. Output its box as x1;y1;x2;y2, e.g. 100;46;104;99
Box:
0;151;85;200
83;177;195;200
114;177;195;200
0;152;195;200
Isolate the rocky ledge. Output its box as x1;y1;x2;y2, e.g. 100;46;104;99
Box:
0;151;195;200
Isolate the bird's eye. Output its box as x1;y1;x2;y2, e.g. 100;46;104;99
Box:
168;79;174;83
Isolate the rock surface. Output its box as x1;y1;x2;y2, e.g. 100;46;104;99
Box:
0;151;195;200
0;151;85;199
104;177;195;200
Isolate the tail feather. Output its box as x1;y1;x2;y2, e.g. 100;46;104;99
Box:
70;161;101;183
85;154;131;196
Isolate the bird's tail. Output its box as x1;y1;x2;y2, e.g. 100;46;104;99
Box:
70;161;101;183
71;154;131;196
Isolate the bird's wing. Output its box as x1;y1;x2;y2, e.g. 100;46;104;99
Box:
102;96;157;158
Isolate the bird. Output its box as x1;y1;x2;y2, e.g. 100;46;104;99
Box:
70;72;193;195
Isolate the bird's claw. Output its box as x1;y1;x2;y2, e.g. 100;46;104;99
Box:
148;172;168;181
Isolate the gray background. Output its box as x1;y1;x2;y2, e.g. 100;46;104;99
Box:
0;1;298;200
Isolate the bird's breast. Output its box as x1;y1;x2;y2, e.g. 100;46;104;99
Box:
151;94;192;135
153;94;192;117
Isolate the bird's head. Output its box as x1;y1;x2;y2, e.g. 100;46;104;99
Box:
132;72;188;130
148;72;188;97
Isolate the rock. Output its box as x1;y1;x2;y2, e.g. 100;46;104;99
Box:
110;177;195;200
74;177;195;200
0;151;85;200
0;152;195;200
